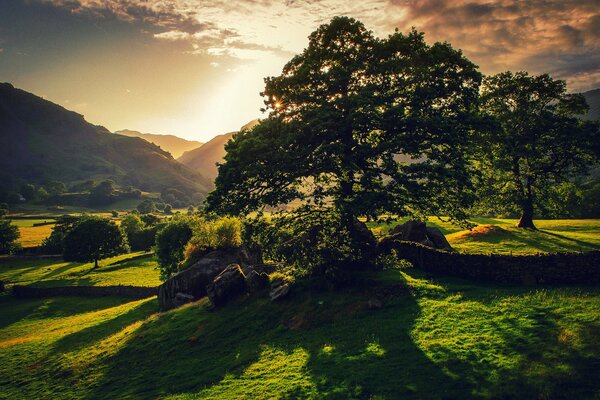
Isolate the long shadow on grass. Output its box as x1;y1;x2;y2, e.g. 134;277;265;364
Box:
50;297;158;354
538;230;598;251
89;276;475;400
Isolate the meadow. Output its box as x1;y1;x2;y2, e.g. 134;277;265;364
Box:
0;218;599;399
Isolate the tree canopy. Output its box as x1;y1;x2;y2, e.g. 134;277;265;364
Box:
477;71;600;228
63;216;129;268
207;17;481;264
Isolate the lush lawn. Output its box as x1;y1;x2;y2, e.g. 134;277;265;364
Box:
0;269;599;399
370;218;600;255
0;252;160;288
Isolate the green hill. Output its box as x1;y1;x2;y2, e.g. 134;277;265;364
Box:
0;83;211;195
115;129;203;159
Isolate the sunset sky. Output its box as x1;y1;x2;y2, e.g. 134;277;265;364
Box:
1;0;599;142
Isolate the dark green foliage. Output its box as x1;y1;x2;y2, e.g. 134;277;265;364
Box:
137;199;156;214
208;17;481;269
63;216;129;268
477;72;600;228
6;192;22;204
89;180;115;205
42;215;82;254
155;218;193;280
121;213;161;251
164;204;172;215
45;180;66;196
111;210;119;217
19;184;36;201
0;218;20;254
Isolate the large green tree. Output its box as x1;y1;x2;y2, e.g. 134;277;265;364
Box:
478;72;600;229
0;218;20;254
207;17;481;262
63;216;129;268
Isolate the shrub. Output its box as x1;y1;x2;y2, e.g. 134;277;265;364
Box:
164;204;172;215
137;199;156;214
111;210;119;217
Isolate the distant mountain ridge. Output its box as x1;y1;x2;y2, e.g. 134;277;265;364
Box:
115;129;203;158
0;83;211;195
178;119;259;183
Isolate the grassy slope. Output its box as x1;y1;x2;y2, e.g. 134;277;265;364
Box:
1;269;599;399
370;218;600;255
0;252;160;288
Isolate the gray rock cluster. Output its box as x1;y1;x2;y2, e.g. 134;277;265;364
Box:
158;247;281;311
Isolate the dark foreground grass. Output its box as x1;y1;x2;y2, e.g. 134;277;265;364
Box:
1;269;599;399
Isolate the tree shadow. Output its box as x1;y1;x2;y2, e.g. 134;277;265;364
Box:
51;297;157;354
538;230;598;251
87;276;476;399
41;262;82;280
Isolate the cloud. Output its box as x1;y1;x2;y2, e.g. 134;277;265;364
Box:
38;0;600;90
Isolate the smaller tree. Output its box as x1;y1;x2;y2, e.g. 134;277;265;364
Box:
155;219;193;280
0;218;20;254
137;199;156;214
45;180;67;196
19;184;36;202
479;71;600;228
63;216;129;268
164;204;173;214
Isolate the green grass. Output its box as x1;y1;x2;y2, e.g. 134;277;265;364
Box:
0;269;599;399
0;252;160;288
370;218;600;255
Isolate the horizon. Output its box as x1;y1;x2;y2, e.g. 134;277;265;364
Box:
1;0;599;142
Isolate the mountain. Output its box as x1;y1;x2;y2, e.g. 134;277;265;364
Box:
178;119;259;183
115;129;203;158
582;88;600;121
0;83;211;195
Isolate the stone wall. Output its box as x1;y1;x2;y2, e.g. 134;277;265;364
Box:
379;240;600;284
11;285;157;299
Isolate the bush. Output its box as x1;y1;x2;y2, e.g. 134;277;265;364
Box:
111;210;119;217
121;213;161;251
164;204;172;214
137;199;156;214
155;218;193;280
181;217;242;268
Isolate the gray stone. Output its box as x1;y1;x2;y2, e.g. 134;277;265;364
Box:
426;227;453;250
158;247;257;311
390;220;428;242
245;269;269;293
173;292;195;308
206;264;246;307
270;283;290;301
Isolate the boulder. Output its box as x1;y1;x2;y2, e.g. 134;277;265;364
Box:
426;227;452;251
206;264;246;307
390;220;428;242
245;269;270;293
158;247;257;311
173;292;195;308
269;278;290;301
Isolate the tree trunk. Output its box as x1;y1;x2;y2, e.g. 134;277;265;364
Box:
516;201;536;229
94;258;99;269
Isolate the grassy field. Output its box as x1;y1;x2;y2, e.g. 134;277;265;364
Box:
0;219;599;399
14;219;56;248
0;252;160;288
0;268;599;399
370;218;600;255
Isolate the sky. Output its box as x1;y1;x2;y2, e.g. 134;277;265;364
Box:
1;0;599;142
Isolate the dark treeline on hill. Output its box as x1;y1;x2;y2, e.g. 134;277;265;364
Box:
0;83;212;198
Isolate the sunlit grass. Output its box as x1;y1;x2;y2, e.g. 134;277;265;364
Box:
370;218;600;255
1;268;599;399
0;252;160;288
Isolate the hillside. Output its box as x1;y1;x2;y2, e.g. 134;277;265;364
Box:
115;129;203;158
0;83;211;195
178;119;259;183
583;88;600;121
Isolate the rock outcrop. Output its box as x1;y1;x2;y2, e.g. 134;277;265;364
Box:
206;264;246;307
158;247;257;311
386;220;452;251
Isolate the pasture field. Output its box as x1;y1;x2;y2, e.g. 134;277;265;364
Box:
0;252;160;288
0;268;599;399
370;218;600;255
